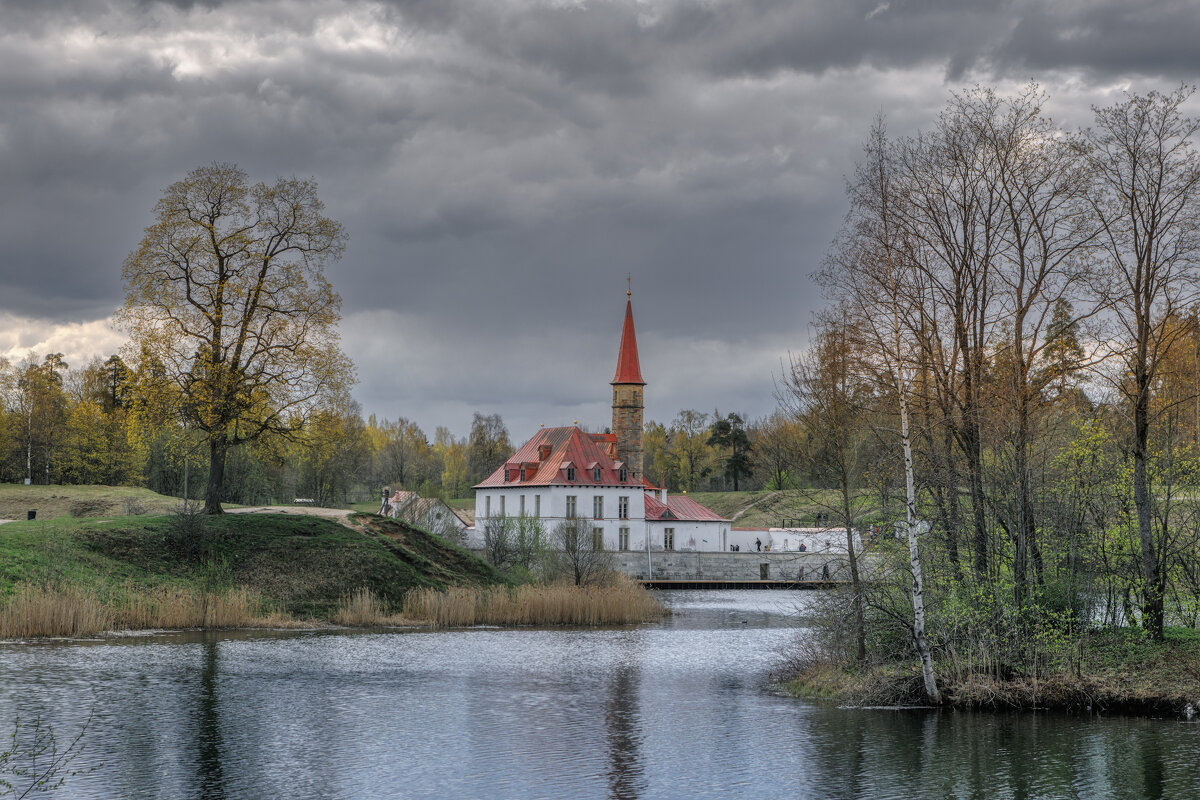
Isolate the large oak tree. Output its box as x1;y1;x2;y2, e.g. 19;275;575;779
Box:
119;163;351;514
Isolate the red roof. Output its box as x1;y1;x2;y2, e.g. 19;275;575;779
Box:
611;299;645;385
474;426;638;489
644;494;730;522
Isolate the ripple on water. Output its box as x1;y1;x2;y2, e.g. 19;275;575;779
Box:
0;592;1197;799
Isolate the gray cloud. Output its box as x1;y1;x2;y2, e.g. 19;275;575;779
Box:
1;0;1197;438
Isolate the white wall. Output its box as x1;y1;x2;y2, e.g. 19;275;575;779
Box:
646;520;728;552
474;484;648;550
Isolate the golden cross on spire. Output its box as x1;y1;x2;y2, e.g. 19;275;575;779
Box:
626;273;632;297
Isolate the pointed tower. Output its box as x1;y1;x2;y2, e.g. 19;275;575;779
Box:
612;292;645;479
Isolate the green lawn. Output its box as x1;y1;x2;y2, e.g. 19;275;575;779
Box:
0;511;504;617
0;483;198;521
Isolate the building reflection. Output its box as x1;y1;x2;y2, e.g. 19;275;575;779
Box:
604;664;646;800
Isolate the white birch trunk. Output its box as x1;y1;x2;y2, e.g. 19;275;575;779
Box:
899;380;940;704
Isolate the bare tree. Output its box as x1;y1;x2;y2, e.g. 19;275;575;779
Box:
1085;88;1200;638
553;517;614;586
781;321;869;662
483;514;515;569
822;115;938;700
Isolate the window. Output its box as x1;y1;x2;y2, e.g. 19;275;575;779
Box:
593;527;605;550
566;496;577;518
535;495;541;517
499;495;505;516
519;468;526;481
664;528;675;551
592;467;602;482
485;496;491;518
619;527;630;551
520;495;525;515
618;496;629;519
567;466;576;482
593;496;604;520
619;467;628;482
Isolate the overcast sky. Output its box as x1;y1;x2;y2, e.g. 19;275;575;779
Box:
3;0;1199;442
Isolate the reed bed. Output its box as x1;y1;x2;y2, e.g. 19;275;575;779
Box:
403;579;665;627
0;583;278;637
0;584;111;638
115;585;264;630
333;586;405;626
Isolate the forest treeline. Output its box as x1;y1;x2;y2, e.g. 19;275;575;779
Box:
0;351;782;504
787;83;1200;703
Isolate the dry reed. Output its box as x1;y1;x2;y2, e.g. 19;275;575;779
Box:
403;578;664;627
333;586;405;626
0;584;111;638
0;583;276;638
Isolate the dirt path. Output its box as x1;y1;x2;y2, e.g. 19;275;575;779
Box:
730;491;780;523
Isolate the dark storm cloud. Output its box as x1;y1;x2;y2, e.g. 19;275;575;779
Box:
994;1;1200;77
2;0;1197;435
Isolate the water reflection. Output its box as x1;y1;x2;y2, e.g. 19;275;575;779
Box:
0;592;1197;799
604;664;644;799
196;637;226;800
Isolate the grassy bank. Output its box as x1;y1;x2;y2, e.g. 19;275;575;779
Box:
785;627;1200;714
0;509;667;636
0;484;196;521
0;511;505;634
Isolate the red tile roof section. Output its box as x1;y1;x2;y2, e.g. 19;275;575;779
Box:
611;299;645;385
474;426;638;488
644;493;730;522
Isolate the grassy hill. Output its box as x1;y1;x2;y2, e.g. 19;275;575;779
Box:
0;484;197;521
0;510;504;618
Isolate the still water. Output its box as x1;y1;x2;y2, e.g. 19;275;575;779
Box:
0;590;1197;799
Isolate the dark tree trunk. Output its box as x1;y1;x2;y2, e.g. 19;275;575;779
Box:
1133;368;1164;638
205;435;228;515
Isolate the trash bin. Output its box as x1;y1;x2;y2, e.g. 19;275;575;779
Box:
27;510;36;521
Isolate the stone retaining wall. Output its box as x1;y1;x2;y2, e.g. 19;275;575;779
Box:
614;551;855;581
466;548;869;582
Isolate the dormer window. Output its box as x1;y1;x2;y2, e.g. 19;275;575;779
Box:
567;466;576;482
539;444;552;461
519;468;526;481
592;467;602;482
619;467;628;482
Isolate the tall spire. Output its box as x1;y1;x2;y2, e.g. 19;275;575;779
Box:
612;297;645;386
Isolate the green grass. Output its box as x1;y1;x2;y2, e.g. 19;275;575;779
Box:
0;512;504;618
683;489;887;529
0;483;202;521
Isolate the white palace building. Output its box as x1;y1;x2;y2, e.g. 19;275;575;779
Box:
469;295;732;553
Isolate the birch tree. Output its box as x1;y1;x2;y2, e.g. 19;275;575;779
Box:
822;116;938;701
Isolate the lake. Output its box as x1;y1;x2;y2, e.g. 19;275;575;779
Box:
0;590;1197;799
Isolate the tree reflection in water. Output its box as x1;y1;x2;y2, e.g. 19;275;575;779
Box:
196;636;226;800
604;664;645;799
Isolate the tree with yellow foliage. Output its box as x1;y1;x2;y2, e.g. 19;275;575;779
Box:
119;163;352;513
